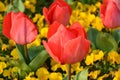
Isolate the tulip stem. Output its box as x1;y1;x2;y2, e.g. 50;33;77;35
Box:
24;45;29;64
11;0;13;5
68;64;71;80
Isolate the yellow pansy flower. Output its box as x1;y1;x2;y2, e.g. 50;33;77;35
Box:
89;70;101;79
40;27;48;38
0;1;6;12
107;51;120;64
2;44;8;51
36;67;49;80
9;40;16;46
85;53;94;65
11;48;19;60
113;69;120;80
49;72;62;80
3;69;11;79
24;72;38;80
94;50;104;61
0;14;3;20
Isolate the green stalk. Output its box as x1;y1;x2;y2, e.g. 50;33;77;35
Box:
68;64;71;80
24;44;30;64
11;0;13;5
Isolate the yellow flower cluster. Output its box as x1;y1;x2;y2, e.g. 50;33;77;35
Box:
0;1;6;12
113;69;120;80
3;67;18;79
85;50;104;65
0;0;120;80
70;2;104;31
107;51;120;64
32;13;48;38
24;67;63;80
0;62;6;74
89;70;101;79
24;0;36;13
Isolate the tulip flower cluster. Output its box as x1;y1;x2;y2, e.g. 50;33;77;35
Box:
43;0;90;64
2;12;38;45
100;0;120;28
0;0;120;80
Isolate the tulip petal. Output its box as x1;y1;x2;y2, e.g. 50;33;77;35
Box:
113;0;120;10
43;7;50;24
43;40;60;63
68;22;87;38
100;0;120;28
100;4;107;22
47;21;60;39
63;36;90;64
50;0;72;15
2;12;12;38
53;5;71;25
46;25;76;64
46;5;57;24
48;24;76;48
10;12;37;45
43;0;71;25
104;2;120;28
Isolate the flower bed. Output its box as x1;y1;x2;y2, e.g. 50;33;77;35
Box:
0;0;120;80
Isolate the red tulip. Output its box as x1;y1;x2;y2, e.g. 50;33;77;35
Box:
100;0;120;28
43;0;72;26
2;12;38;45
43;22;90;64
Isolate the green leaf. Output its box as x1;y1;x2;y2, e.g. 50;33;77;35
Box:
28;45;45;60
80;0;87;4
112;29;120;44
63;76;74;80
87;27;100;49
16;44;25;61
29;50;49;71
6;4;14;13
63;76;68;80
18;61;31;79
96;32;118;52
11;0;25;12
65;0;73;4
17;0;25;12
74;69;88;80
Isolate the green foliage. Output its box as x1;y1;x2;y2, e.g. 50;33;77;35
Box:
28;45;45;60
14;0;25;12
74;69;88;80
16;44;49;77
16;44;25;62
87;27;118;52
76;0;101;4
7;0;25;12
96;32;118;52
35;0;54;13
87;27;100;49
112;29;120;44
28;46;49;71
18;61;31;79
65;0;74;4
